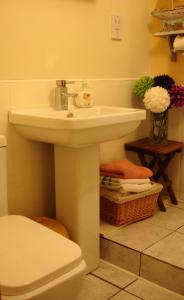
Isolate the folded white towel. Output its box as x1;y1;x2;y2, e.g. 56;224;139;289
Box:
100;176;152;191
100;176;122;188
122;183;153;193
119;178;151;184
173;35;184;51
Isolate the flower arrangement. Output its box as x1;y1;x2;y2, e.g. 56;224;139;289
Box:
133;74;184;112
133;74;184;144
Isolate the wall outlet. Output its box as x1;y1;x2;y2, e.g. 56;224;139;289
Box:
111;14;122;40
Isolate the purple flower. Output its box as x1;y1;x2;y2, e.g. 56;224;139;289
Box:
169;85;184;108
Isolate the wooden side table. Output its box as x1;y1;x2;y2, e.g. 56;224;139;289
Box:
124;138;184;211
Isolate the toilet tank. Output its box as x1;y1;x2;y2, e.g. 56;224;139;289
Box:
0;135;8;216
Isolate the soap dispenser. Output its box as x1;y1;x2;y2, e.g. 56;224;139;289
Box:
75;81;93;108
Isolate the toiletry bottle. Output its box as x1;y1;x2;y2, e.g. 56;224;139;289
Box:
75;81;93;108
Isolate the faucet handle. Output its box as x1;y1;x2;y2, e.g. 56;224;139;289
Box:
56;80;75;87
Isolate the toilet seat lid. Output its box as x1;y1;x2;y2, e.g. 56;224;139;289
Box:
0;215;83;296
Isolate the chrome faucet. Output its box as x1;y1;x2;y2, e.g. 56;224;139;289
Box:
55;80;78;110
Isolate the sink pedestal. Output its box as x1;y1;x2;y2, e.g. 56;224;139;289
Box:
54;144;100;273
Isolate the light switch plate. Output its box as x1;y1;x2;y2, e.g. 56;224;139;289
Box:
111;14;122;40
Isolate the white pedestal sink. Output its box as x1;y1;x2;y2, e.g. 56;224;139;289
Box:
9;106;146;272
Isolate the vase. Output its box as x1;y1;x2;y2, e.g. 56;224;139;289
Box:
149;110;168;144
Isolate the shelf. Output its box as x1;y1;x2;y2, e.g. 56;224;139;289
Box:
154;29;184;37
154;30;184;62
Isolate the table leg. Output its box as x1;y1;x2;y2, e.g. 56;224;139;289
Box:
137;152;166;211
158;160;178;205
154;153;175;181
167;186;178;204
157;195;166;212
137;152;148;166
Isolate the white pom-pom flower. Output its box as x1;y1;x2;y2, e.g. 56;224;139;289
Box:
143;86;170;113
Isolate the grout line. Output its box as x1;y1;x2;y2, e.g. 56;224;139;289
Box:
141;230;174;252
123;290;144;300
122;278;138;290
91;273;122;289
139;253;142;276
91;269;138;291
107;290;123;300
106;287;144;300
146;218;184;230
173;224;184;233
143;219;177;231
100;224;127;237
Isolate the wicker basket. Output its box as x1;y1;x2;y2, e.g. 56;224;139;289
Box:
100;182;163;226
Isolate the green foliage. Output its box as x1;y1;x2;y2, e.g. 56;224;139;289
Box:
133;76;154;99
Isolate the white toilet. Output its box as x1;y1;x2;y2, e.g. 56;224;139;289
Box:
0;135;86;300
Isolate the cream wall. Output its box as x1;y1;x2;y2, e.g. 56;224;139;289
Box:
0;0;150;217
150;0;184;199
0;0;149;79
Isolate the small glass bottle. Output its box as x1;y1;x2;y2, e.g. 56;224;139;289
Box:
75;82;93;108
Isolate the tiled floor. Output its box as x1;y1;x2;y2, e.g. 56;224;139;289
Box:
77;260;184;300
100;197;184;295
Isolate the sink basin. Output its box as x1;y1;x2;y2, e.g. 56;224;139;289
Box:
9;106;146;147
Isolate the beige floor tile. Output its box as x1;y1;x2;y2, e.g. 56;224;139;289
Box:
177;226;184;234
177;201;184;210
110;290;140;300
143;232;184;269
163;196;184;210
141;254;184;295
100;220;123;236
100;238;140;275
104;220;171;251
145;205;184;230
92;260;137;288
125;278;184;300
76;274;120;300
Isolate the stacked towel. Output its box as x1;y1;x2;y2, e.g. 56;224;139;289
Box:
100;176;153;193
100;159;153;194
100;176;151;189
